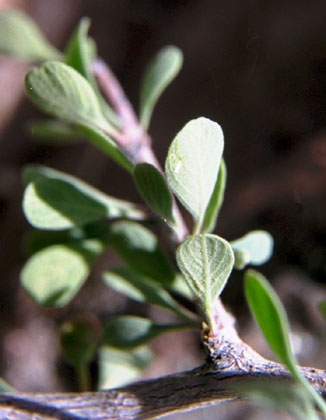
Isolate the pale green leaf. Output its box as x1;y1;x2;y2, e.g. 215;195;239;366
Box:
98;346;152;389
0;378;15;393
108;221;176;286
27;119;80;144
165;118;224;231
20;243;99;307
25;61;111;131
134;163;174;223
102;315;191;349
318;300;326;321
0;9;61;61
232;230;274;269
237;380;318;420
22;165;145;230
139;46;183;130
176;233;234;323
202;158;227;233
77;123;133;172
103;268;196;321
64;18;120;128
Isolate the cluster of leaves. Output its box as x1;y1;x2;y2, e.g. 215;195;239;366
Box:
0;9;325;418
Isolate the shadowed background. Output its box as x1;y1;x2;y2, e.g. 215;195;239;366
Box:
0;1;325;419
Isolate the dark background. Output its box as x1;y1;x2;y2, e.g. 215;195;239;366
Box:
0;1;325;418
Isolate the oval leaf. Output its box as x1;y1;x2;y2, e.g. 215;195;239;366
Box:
27;119;80;144
176;233;234;322
25;61;110;132
232;230;274;269
244;269;296;370
202;158;227;233
22;164;145;230
0;9;61;61
139;46;183;130
134;163;174;223
165;118;224;231
102;316;190;349
20;244;94;307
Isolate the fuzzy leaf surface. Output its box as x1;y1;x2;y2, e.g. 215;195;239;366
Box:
0;9;61;61
232;230;274;269
176;234;234;317
22;165;144;230
165;118;224;229
25;61;110;131
139;46;183;130
134;163;174;223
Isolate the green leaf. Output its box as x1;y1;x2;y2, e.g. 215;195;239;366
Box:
245;269;326;415
237;380;319;420
25;61;111;131
231;230;274;269
27;119;80;144
102;315;191;349
244;269;296;368
103;268;196;321
134;163;174;223
108;221;176;286
22;164;145;230
0;9;61;61
60;318;100;366
176;233;234;324
318;300;326;321
98;345;152;389
64;18;120;128
165;117;224;232
0;378;15;393
20;243;100;307
77;123;132;172
202;158;227;233
139;46;183;131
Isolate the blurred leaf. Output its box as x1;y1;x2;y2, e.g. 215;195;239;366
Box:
232;230;274;269
139;46;183;131
318;300;326;321
98;345;153;389
0;378;15;393
102;315;192;349
22;164;145;230
202;158;227;233
108;221;176;286
64;18;120;128
27;119;80;144
245;269;326;415
25;61;111;131
64;18;94;82
60;317;100;366
77;123;132;172
237;380;318;420
103;267;196;321
20;242;101;307
134;163;174;224
176;234;234;324
165;118;224;232
23;229;75;256
0;9;61;61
